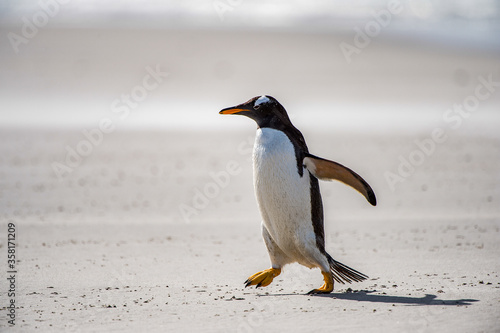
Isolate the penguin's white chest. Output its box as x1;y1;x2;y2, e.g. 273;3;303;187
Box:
253;128;315;257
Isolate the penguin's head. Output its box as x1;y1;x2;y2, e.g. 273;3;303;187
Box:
219;95;292;128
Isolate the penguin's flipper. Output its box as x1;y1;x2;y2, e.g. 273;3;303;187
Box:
303;154;377;206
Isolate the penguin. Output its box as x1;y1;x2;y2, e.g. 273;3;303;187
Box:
219;95;376;294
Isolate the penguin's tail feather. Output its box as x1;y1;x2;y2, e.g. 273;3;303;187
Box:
326;254;368;284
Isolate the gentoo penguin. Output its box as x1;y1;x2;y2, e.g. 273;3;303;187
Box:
219;95;376;294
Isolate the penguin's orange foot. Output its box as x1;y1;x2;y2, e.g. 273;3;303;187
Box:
307;271;334;295
244;268;281;288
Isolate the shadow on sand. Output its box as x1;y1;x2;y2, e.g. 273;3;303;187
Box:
258;290;478;306
314;290;478;306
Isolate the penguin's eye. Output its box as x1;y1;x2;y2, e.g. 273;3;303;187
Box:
253;104;260;110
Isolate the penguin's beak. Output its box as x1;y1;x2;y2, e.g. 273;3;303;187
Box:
219;104;252;115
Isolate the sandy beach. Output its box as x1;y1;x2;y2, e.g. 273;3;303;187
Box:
0;128;499;332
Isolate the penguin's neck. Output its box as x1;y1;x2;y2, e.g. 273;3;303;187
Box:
253;127;306;177
253;128;299;177
254;127;289;150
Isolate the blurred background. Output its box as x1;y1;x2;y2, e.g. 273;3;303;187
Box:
0;0;499;225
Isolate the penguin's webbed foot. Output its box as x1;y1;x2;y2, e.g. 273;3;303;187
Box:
244;268;281;288
306;287;332;295
307;271;334;295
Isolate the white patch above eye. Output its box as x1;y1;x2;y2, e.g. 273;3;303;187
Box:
255;95;270;107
